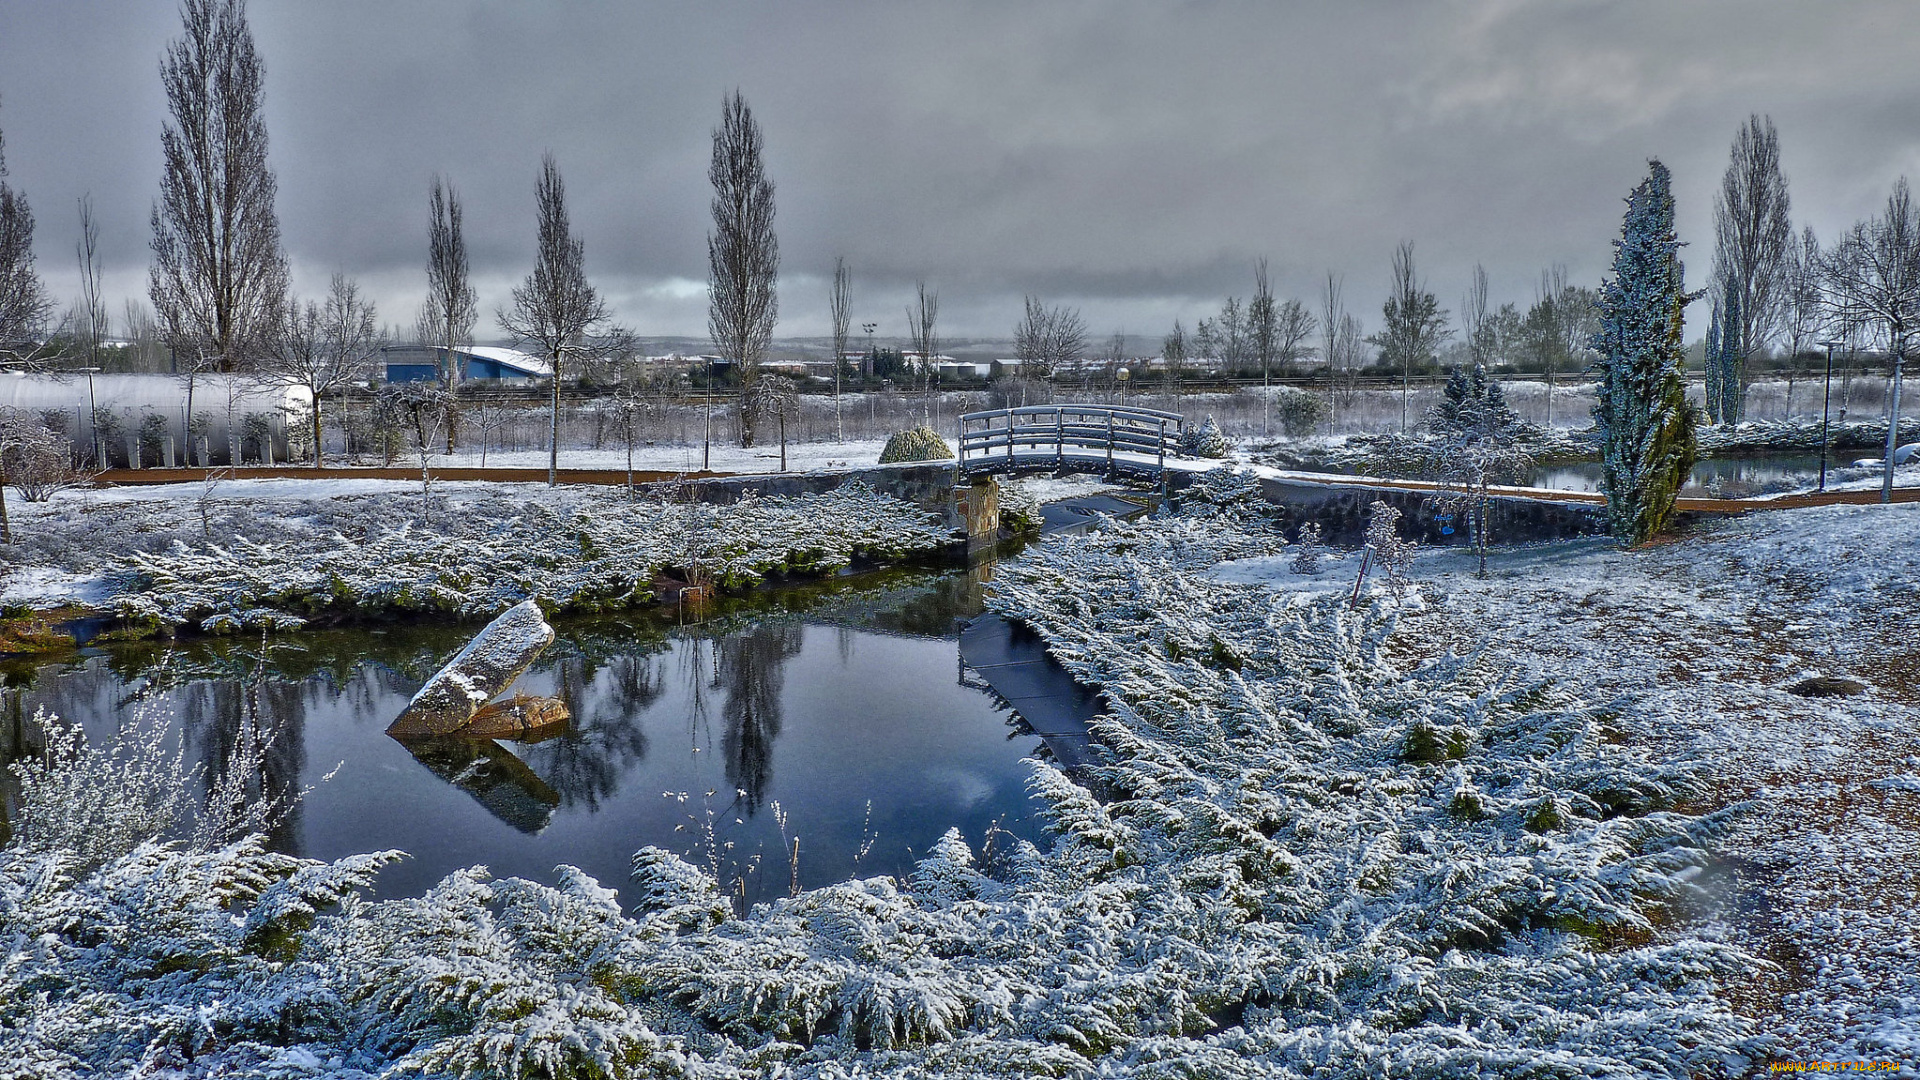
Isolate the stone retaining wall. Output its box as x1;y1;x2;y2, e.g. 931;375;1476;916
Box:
642;463;965;528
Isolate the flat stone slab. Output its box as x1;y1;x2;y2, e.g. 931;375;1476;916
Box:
1039;494;1151;534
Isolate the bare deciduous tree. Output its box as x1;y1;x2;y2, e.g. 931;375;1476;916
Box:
269;273;379;466
1014;296;1085;402
1160;320;1187;399
829;256;850;443
1779;226;1825;417
1274;298;1317;378
707;91;779;447
73;195;109;371
498;154;611;487
148;0;288;374
1368;241;1452;432
0;99;52;361
1320;272;1353;435
417;175;476;451
1710;113;1793;423
1824;178;1920;502
907;281;939;421
1250;260;1277;433
1461;263;1491;367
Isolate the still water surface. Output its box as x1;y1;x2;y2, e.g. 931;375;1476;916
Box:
0;569;1047;908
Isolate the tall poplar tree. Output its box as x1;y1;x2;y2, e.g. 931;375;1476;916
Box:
418;176;476;450
1592;160;1699;546
148;0;288;373
1709;114;1792;424
498;155;609;487
707;92;778;447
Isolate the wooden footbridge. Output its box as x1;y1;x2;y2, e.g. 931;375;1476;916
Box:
957;404;1187;478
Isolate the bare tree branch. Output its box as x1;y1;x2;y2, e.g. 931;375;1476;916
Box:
498;154;610;486
148;0;288;374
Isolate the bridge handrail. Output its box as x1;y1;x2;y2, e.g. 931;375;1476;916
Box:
956;403;1186;474
956;403;1186;425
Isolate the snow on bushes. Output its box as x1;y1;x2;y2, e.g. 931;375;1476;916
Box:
0;498;1771;1076
877;425;954;464
1178;414;1231;458
110;482;953;634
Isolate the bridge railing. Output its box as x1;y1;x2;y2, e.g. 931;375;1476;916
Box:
957;404;1187;474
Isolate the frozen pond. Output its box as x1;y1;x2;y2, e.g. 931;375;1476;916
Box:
0;568;1048;908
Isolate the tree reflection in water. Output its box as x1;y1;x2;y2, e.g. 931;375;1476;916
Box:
713;624;803;814
519;653;660;812
178;657;309;853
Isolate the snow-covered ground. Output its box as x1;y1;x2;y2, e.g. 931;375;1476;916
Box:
1220;500;1920;1064
1;455;1914;1073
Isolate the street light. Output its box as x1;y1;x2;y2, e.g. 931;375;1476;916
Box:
1116;366;1130;405
74;366;102;468
1817;338;1844;491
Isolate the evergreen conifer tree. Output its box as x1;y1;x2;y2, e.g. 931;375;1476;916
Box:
1703;297;1723;422
1592;160;1700;546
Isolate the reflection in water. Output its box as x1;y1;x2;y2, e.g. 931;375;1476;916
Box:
0;565;1045;906
521;653;658;812
715;625;803;814
180;673;308;852
397;736;560;834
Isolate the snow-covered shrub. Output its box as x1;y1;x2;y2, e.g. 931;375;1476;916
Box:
878;425;954;464
5;709;191;868
1179;414;1231;458
1359;499;1417;602
1172;466;1265;523
1288;521;1324;574
1271;387;1328;438
1;497;1771;1077
111;482;953;634
3;414;91;502
996;479;1042;534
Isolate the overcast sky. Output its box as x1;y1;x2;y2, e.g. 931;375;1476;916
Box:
4;1;1920;344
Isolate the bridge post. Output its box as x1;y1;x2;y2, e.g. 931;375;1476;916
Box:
1157;418;1167;472
1056;409;1064;466
1106;413;1115;475
959;475;1000;549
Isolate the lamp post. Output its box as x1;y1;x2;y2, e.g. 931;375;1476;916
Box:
1117;366;1130;405
862;323;877;428
1818;338;1843;491
702;355;713;472
76;366;102;468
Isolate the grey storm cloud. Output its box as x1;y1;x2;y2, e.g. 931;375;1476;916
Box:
4;0;1920;341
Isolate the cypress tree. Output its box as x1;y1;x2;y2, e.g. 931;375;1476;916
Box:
1592;160;1700;546
1718;289;1743;423
1703;298;1723;423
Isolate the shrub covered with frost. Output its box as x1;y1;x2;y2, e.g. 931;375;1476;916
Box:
1178;414;1231;458
877;425;954;464
109;482;951;635
0;498;1773;1076
996;479;1043;534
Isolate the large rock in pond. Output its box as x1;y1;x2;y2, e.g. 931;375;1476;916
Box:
387;600;556;737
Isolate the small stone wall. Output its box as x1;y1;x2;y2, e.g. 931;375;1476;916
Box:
644;463;964;529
